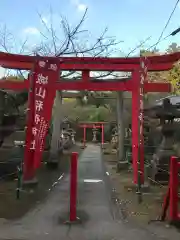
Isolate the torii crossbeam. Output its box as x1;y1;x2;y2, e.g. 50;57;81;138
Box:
0;51;179;184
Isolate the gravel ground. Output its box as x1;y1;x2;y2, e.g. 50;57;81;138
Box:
103;151;180;239
0;145;82;220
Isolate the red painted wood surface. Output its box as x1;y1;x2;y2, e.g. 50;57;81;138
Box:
0;51;180;68
0;79;171;92
169;156;180;221
70;152;78;222
0;60;174;71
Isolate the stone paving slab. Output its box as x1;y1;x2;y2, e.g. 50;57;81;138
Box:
0;144;179;240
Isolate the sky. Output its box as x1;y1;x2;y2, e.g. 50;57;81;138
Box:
0;0;180;57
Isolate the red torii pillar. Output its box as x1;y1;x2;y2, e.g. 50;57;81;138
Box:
131;59;172;184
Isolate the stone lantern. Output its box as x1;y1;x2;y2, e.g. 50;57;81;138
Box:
71;130;76;144
145;97;180;183
92;127;98;142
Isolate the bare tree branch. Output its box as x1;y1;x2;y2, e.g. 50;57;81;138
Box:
0;7;150;85
126;36;152;57
0;7;124;81
35;8;122;59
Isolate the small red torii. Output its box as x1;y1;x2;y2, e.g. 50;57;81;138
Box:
0;51;179;185
79;122;105;148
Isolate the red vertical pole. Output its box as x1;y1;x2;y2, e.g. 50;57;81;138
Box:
70;152;78;222
131;71;139;184
83;125;86;148
23;73;36;182
169;156;179;221
138;56;148;185
101;124;104;147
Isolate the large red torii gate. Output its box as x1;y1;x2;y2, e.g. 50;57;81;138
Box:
0;51;179;185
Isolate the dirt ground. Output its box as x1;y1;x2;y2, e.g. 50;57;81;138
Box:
103;150;170;227
0;145;82;220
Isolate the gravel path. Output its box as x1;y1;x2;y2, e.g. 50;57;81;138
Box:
0;144;179;240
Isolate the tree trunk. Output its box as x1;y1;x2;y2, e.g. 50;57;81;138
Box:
116;91;127;171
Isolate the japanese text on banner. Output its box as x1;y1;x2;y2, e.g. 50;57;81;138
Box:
29;60;58;155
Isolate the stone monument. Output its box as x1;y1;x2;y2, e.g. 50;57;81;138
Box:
145;97;180;183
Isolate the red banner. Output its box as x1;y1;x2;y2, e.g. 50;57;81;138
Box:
24;58;59;178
